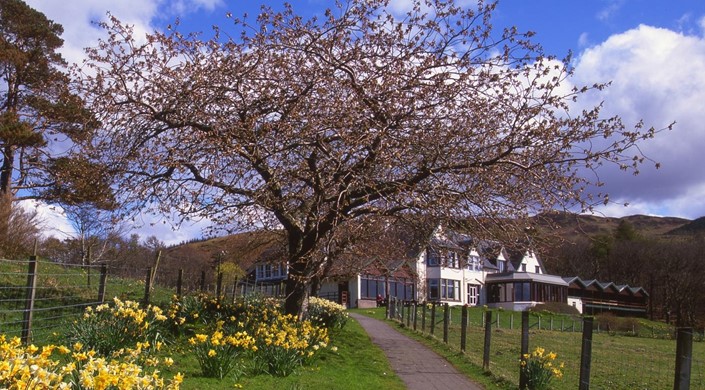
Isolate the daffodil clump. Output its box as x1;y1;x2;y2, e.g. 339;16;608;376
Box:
188;321;257;379
0;334;182;390
250;313;330;377
306;297;349;329
69;298;169;357
520;346;564;390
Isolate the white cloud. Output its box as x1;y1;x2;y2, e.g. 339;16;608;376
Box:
167;0;224;15
596;0;624;22
20;200;73;240
573;25;705;219
578;32;590;48
26;0;160;65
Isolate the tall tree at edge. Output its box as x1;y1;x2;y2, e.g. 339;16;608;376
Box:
0;0;109;216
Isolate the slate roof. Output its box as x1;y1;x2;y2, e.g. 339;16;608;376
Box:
562;277;649;297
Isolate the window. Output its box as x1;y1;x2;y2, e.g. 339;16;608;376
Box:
447;251;459;268
521;264;526;272
467;256;482;271
467;284;479;305
264;264;272;278
440;279;461;300
514;282;531;301
428;279;439;300
497;260;506;272
535;265;541;274
427;249;440;266
362;276;415;300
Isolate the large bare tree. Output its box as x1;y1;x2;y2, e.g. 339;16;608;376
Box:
76;0;666;316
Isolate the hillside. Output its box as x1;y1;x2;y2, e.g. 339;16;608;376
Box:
531;211;691;243
667;216;705;235
164;212;697;276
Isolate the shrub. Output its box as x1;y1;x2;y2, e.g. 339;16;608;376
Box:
250;313;330;377
595;312;641;334
530;302;581;316
307;297;349;329
68;297;169;357
188;321;256;379
520;346;564;390
0;334;182;389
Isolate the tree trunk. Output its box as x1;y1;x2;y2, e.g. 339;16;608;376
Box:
284;273;310;319
0;145;14;197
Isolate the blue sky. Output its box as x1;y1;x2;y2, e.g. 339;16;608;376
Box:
24;0;705;244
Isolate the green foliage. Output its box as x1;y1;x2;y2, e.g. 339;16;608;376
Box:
307;297;349;329
530;302;581;316
187;321;255;379
521;347;564;390
68;298;169;356
595;312;641;335
1;0;101;204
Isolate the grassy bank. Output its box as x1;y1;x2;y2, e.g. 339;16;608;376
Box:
354;307;705;389
165;318;405;390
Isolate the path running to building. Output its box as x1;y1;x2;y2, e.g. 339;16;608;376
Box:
349;313;484;390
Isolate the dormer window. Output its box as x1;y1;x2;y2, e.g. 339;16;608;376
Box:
427;249;440;266
521;264;526;272
467;256;481;271
497;260;506;272
447;251;459;268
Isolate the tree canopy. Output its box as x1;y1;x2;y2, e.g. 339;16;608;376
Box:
0;0;111;208
76;0;663;315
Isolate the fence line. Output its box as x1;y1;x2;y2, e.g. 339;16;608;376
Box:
383;297;704;389
0;257;108;344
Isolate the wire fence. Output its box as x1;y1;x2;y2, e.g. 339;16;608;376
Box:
0;257;106;344
385;299;705;389
0;256;288;345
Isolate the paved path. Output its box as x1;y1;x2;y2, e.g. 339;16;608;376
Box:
350;313;484;390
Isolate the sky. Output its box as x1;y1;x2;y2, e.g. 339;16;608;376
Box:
22;0;705;245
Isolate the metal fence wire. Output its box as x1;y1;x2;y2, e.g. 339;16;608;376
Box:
383;298;705;390
0;257;106;344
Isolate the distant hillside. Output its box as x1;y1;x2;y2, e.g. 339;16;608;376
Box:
163;212;697;272
532;211;691;242
163;230;284;273
667;216;705;235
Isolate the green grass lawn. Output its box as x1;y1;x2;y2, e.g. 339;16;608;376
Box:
355;306;705;390
4;259;702;390
1;260;406;390
154;315;406;390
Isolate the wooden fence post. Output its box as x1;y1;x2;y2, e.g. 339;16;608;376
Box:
674;327;693;390
406;303;411;327
98;265;108;304
199;270;206;292
216;272;223;302
483;310;492;371
510;313;514;330
460;305;468;352
21;256;38;344
413;303;418;331
176;269;183;298
579;316;594;390
430;303;436;336
520;311;530;389
386;296;392;320
443;303;450;343
143;267;153;306
421;302;427;333
231;280;238;303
